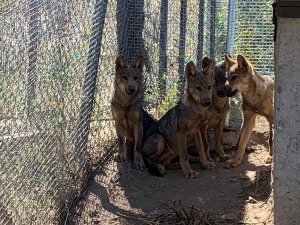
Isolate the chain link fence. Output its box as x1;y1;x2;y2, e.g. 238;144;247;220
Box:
0;0;273;224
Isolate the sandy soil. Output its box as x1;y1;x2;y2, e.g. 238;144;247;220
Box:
66;119;273;225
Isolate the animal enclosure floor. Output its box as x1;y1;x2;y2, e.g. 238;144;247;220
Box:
67;128;273;225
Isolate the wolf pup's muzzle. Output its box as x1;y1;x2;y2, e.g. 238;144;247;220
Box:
202;98;212;107
127;85;137;95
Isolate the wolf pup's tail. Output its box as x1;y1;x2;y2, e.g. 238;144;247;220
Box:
143;156;165;177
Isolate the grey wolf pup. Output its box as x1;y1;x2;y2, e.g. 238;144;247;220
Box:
200;57;237;162
111;55;146;170
142;58;216;178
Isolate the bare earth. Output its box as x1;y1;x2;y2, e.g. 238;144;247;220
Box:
67;120;273;225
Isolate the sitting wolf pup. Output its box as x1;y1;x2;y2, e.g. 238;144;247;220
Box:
200;57;237;162
111;55;146;170
142;58;216;178
224;54;274;168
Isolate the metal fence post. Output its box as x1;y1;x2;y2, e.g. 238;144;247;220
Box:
158;0;168;99
197;0;205;70
27;0;40;117
226;0;236;56
178;0;187;96
210;0;216;58
225;0;236;127
74;0;108;162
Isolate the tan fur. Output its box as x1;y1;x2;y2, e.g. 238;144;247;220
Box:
111;55;145;170
142;58;216;178
224;54;274;168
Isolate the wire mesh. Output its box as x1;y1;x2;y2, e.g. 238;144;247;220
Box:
234;0;274;76
0;0;274;224
0;0;107;224
142;0;214;117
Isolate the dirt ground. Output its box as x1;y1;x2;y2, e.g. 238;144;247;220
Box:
66;119;273;225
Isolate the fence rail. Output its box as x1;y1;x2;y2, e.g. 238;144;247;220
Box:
0;0;273;224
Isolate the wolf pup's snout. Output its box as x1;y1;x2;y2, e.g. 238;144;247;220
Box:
128;85;137;94
203;98;212;106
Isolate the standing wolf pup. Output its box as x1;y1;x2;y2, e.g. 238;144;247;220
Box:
200;58;237;162
111;55;146;170
142;58;216;178
224;54;274;168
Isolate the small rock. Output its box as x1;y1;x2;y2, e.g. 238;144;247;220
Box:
221;212;239;221
229;176;239;183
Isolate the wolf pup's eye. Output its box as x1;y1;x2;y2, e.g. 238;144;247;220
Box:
208;85;212;90
122;75;128;80
196;86;202;91
231;76;237;81
134;76;138;81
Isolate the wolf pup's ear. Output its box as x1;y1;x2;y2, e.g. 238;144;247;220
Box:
202;57;211;71
185;61;197;78
134;55;144;72
237;54;253;72
224;54;236;69
116;55;127;72
202;58;215;77
227;53;233;59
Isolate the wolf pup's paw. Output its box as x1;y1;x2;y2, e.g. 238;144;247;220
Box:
201;161;216;170
225;159;240;168
183;169;199;179
206;155;214;162
134;155;145;170
116;151;127;162
219;153;232;162
265;157;273;164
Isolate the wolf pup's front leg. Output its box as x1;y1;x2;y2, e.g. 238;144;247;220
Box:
200;125;213;162
133;118;145;170
215;118;231;161
176;131;199;178
195;131;216;169
115;121;127;161
225;110;257;168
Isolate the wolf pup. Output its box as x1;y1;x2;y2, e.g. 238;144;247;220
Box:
111;55;146;170
224;54;274;168
142;58;216;178
200;57;237;162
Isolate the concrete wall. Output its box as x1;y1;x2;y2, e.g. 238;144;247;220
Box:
274;18;300;225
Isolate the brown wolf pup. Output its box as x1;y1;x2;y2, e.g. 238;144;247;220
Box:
111;55;146;170
142;58;216;178
224;54;274;168
200;58;237;162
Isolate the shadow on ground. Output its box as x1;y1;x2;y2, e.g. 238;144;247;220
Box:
66;129;273;225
